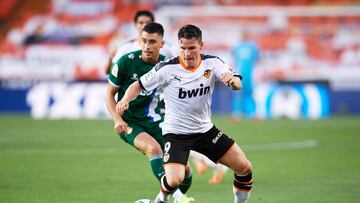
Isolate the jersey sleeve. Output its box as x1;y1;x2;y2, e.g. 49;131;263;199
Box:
213;57;241;78
139;62;167;92
108;56;126;87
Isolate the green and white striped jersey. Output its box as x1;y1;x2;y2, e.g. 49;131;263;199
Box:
108;50;165;122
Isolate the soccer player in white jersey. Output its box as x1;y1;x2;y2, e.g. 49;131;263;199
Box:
117;25;253;203
105;22;194;203
105;10;176;74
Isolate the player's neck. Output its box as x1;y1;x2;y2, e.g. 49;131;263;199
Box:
142;55;160;64
179;55;201;72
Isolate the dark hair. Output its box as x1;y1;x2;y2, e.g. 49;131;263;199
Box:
178;24;202;41
142;22;164;37
134;10;155;23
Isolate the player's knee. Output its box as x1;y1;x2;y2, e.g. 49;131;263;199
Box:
166;175;184;187
145;143;163;157
184;164;192;177
235;159;252;176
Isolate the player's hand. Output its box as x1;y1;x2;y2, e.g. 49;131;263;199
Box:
221;72;236;86
116;100;129;115
114;119;128;134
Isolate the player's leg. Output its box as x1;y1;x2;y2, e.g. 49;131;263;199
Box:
208;163;228;184
120;122;165;181
178;163;193;194
218;144;253;203
190;150;227;184
147;121;193;195
155;134;195;203
195;126;252;203
189;150;208;174
133;132;165;180
156;164;194;203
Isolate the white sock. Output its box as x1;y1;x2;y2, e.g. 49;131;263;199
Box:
155;190;169;202
233;187;251;203
172;189;185;202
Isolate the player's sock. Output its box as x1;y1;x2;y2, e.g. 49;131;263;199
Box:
178;173;192;194
150;155;165;181
160;175;177;193
171;189;184;202
233;172;252;203
154;190;169;203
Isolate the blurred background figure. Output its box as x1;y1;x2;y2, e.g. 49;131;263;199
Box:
230;30;259;122
105;10;176;75
1;0;360;202
191;151;228;184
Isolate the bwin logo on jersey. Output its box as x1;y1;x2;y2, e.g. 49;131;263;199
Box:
178;84;210;99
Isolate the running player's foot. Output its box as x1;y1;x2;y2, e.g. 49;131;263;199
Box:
194;159;208;174
208;169;225;184
177;196;195;203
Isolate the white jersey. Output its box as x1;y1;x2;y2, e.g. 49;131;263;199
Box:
139;54;239;135
112;39;177;63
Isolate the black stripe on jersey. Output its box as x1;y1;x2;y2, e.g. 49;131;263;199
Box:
138;79;147;91
155;57;180;71
201;54;225;64
234;74;243;80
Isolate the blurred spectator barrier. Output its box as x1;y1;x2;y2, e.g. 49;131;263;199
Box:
2;81;355;119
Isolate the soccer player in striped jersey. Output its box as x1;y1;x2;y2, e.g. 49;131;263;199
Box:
117;24;253;203
105;22;193;203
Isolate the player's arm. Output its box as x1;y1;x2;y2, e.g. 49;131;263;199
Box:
115;81;142;115
104;48;116;74
105;84;128;134
221;71;242;90
117;65;164;114
215;57;243;90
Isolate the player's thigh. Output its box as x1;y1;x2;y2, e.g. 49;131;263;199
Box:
144;120;164;149
218;143;252;175
119;122;145;146
163;134;191;166
194;126;235;164
134;132;163;156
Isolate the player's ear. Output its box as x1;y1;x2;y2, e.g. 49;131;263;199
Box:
200;41;204;50
160;40;165;48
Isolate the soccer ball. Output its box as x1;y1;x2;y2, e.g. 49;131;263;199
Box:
134;199;154;203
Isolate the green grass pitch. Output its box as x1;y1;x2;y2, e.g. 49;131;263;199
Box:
1;115;360;202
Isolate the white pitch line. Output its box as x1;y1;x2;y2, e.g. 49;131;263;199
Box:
243;139;318;151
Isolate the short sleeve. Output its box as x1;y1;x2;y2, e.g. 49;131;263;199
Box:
139;63;167;91
213;57;238;80
108;57;126;87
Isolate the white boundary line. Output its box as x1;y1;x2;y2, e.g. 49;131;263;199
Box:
244;139;318;151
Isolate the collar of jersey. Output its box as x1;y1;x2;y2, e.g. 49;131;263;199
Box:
179;55;201;72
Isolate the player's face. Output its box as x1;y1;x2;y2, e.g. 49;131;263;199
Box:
179;37;203;68
135;16;153;34
140;31;164;63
